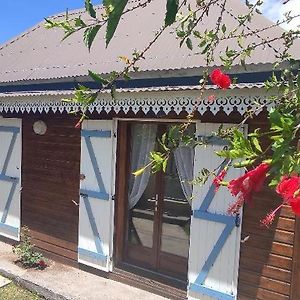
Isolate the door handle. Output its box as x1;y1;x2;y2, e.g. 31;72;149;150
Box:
72;200;79;207
154;194;159;212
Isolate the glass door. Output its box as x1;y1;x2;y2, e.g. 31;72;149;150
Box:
124;122;193;281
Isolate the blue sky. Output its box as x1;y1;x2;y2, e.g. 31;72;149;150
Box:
0;0;299;45
0;1;93;44
250;0;300;30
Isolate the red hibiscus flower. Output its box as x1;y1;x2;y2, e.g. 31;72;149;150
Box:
213;169;227;191
227;162;270;214
209;68;231;89
276;176;300;216
37;259;47;269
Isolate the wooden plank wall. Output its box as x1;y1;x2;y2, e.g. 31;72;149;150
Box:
21;116;81;261
237;121;297;300
237;188;295;300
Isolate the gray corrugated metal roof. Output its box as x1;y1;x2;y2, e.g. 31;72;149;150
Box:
0;0;299;83
0;83;264;98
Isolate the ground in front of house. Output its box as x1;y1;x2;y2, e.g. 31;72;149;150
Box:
0;281;42;300
0;241;166;300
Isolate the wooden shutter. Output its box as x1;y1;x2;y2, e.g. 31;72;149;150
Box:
0;118;21;241
78;120;116;272
188;123;244;300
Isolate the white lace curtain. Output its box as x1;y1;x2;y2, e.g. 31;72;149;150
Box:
174;146;195;205
128;124;157;209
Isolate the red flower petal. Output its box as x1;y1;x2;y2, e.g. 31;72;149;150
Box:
218;74;231;89
291;199;300;216
228;162;270;207
276;175;300;216
213;169;227;191
276;176;300;202
209;69;231;89
210;69;222;85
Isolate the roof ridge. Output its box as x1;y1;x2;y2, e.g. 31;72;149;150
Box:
0;22;43;52
50;0;144;20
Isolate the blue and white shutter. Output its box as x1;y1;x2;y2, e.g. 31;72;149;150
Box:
188;123;244;300
78;120;116;272
0;118;21;241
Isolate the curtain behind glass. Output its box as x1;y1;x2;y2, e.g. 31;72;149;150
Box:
128;124;157;209
174;146;194;205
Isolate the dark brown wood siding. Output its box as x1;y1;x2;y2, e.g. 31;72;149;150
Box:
237;120;296;300
21;116;81;261
237;188;295;300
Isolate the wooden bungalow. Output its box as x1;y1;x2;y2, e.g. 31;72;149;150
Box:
0;0;299;299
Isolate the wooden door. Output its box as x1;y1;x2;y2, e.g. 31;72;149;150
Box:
117;122;192;282
22;116;81;261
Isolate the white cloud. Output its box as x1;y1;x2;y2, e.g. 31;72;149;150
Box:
247;0;300;30
277;0;300;30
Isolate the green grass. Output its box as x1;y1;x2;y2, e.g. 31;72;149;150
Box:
0;282;42;300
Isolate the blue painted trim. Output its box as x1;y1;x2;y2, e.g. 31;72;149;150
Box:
0;71;282;93
195;220;235;284
0;127;20;224
78;247;107;262
198;135;228;146
0;222;19;235
191;147;237;299
0;174;18;183
1;181;17;223
193;211;235;225
189;283;235;300
0;126;20;134
199;158;230;211
82;130;111;138
1;132;18;175
84;135;107;195
80;189;109;201
82;195;105;255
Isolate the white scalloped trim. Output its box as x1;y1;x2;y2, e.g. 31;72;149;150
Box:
0;89;273;116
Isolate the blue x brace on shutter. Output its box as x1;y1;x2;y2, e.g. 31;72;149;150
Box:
78;128;111;264
189;135;239;300
0;125;20;237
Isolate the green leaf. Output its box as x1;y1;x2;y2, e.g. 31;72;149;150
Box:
88;70;109;85
251;136;262;153
162;159;168;172
104;0;128;46
221;24;226;33
186;37;193;50
165;0;179;26
44;18;55;29
233;159;256;168
85;0;97;18
75;17;87;27
84;25;101;50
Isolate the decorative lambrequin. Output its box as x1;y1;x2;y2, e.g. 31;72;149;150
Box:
78;120;116;272
0;90;271;116
0;119;21;241
188;123;244;300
